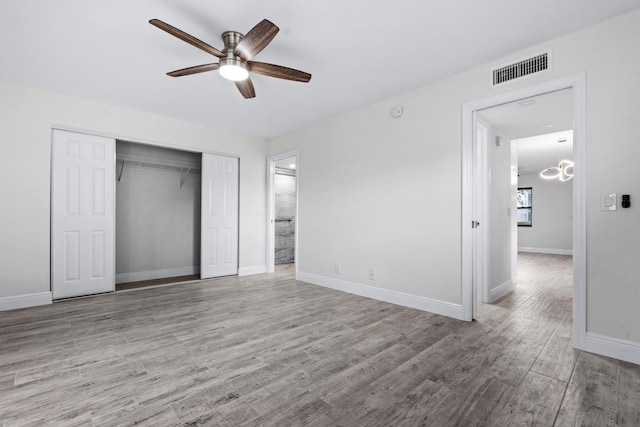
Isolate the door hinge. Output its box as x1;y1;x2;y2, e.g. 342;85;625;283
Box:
472;221;480;228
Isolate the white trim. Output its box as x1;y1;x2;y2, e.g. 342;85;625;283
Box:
115;266;199;284
489;280;514;303
266;150;299;274
0;292;52;311
475;118;490;305
296;271;465;320
238;265;267;276
518;247;573;256
461;108;474;321
51;123;243;160
584;333;640;366
462;73;587;348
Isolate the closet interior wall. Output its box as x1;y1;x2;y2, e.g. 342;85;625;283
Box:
115;141;201;284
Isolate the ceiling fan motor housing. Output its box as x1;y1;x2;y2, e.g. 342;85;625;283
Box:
219;31;249;80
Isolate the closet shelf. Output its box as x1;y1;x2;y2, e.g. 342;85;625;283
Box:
116;158;201;187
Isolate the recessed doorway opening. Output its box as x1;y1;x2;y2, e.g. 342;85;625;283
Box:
267;151;299;274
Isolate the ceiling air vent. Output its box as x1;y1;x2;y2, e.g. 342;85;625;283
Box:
490;50;551;87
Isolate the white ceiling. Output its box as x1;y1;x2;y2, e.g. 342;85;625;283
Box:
477;89;574;176
516;130;574;176
477;89;574;141
2;1;640;139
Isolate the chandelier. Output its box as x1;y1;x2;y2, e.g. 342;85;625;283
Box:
540;159;574;181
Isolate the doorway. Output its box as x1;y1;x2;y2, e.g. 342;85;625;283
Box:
461;73;587;351
266;151;298;274
475;89;574;308
274;157;297;266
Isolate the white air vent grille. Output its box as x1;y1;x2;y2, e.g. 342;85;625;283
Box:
491;50;551;87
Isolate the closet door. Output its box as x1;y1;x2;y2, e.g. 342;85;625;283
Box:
201;153;239;278
52;130;115;299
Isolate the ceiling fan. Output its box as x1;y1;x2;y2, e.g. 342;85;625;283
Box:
149;18;312;99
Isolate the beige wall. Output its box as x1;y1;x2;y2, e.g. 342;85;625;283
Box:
0;81;267;298
269;10;640;342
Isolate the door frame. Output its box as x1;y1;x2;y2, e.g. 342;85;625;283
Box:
474;118;491;308
266;150;299;273
461;72;587;351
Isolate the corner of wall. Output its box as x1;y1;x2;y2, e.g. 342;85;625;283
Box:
488;280;514;303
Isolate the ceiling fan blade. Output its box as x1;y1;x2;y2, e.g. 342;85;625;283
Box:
234;19;279;61
235;78;256;99
167;63;219;77
150;19;224;58
249;62;311;82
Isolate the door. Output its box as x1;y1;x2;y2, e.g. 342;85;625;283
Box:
201;153;239;278
52;129;115;299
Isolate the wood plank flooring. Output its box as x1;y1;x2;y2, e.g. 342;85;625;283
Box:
115;275;200;292
1;254;639;426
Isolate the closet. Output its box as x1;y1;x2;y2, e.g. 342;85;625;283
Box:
51;129;239;299
115;141;201;288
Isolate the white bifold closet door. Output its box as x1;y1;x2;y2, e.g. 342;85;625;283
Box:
51;130;115;299
200;153;239;278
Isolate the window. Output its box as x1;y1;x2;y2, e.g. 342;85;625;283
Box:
517;187;532;226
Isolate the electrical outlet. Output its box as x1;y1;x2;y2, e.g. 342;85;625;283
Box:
335;263;342;274
369;269;376;280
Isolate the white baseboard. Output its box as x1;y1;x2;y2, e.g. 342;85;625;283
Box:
0;292;52;312
238;265;267;277
584;332;640;366
116;266;200;284
296;271;464;321
518;247;573;256
489;280;514;303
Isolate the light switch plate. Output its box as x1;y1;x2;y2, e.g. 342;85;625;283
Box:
601;193;617;211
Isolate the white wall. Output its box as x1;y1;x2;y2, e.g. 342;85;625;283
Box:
269;10;640;342
489;130;515;298
116;142;201;281
0;81;267;300
517;173;573;253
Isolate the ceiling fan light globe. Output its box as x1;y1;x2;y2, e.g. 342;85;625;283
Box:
219;64;249;81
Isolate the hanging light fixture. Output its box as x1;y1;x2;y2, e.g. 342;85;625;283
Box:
540;159;574;181
539;137;574;181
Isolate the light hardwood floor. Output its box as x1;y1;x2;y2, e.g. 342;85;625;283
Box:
1;253;639;426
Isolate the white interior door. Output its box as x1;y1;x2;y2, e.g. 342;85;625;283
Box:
201;153;239;278
52;129;115;299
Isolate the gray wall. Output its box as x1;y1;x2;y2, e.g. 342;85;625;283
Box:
518;173;573;253
115;142;201;281
275;172;296;264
